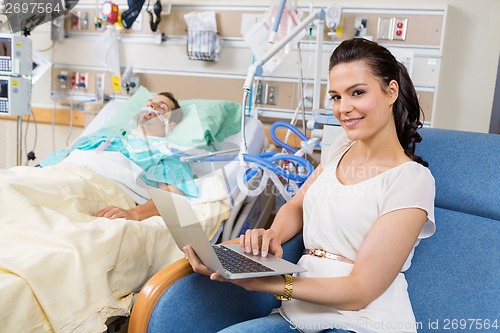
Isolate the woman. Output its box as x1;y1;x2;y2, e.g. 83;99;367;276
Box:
185;38;435;333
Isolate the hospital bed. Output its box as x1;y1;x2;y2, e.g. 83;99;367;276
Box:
80;95;273;243
0;91;271;333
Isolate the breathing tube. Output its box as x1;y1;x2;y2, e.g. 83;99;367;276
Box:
185;150;314;202
270;120;320;154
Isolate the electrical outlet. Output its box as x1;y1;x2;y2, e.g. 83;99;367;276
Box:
57;71;68;90
377;17;408;41
70;71;78;88
265;84;278;105
70;11;80;29
392;18;408;41
377;17;393;40
78;72;88;89
80;11;89;30
255;83;264;104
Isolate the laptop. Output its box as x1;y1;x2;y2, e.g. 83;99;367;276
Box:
148;186;306;279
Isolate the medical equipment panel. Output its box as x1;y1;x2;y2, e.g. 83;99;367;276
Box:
0;75;31;115
0;34;32;77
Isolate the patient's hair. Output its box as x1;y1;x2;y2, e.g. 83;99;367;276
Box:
158;91;183;124
328;38;428;167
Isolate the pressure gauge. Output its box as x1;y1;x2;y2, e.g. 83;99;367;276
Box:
325;5;342;30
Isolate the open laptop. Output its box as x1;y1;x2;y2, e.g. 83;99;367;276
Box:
148;186;306;279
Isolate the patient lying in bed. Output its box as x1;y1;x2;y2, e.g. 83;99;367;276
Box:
41;92;199;221
0;91;238;333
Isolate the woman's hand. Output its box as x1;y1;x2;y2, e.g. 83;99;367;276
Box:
240;228;283;258
184;244;224;281
184;244;283;293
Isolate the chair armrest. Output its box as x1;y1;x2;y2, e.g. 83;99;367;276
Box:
128;258;193;333
127;238;240;333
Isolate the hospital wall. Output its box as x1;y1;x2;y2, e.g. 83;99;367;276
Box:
0;0;499;169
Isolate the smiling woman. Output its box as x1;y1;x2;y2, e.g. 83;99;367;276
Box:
184;38;435;333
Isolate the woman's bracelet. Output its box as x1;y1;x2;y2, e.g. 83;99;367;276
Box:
274;274;293;301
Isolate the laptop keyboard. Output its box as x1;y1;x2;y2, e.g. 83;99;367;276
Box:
213;245;274;274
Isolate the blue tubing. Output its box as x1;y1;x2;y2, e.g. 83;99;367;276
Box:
184;151;313;184
270;120;312;154
272;0;287;34
76;99;97;111
242;153;313;183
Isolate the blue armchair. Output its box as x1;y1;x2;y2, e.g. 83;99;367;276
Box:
128;128;500;333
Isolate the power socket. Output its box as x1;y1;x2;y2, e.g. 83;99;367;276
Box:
77;72;88;89
57;71;68;90
265;84;278;105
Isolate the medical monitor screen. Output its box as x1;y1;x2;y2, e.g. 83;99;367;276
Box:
0;79;8;98
0;37;12;73
0;38;12;58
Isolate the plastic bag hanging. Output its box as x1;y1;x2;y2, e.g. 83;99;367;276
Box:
92;25;121;77
184;10;221;61
242;1;304;74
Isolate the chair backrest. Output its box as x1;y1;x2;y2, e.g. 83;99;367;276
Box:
407;128;500;329
415;128;500;219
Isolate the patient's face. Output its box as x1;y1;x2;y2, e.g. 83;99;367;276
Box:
136;95;176;137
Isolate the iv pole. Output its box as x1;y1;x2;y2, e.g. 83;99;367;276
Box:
17;116;23;166
240;8;326;155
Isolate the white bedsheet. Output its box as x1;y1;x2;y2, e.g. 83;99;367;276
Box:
0;163;229;333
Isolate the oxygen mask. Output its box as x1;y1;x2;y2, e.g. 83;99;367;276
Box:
135;106;171;137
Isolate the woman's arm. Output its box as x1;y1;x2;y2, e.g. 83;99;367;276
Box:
240;164;324;258
187;206;427;311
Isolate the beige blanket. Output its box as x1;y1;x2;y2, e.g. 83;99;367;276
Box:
0;163;229;333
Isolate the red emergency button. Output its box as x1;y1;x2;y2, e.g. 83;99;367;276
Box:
397;22;404;29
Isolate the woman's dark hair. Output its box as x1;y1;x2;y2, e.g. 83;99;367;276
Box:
158;91;183;124
329;38;428;167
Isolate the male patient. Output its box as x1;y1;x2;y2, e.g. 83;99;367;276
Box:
39;91;192;221
97;92;188;220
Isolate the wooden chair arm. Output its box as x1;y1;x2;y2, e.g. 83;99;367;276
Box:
127;238;239;333
128;258;193;333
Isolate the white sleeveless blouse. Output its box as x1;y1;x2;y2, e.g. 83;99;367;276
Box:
279;133;435;333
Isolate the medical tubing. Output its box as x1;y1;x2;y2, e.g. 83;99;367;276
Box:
270;121;309;153
181;151;313;184
271;0;287;37
242;153;313;183
237;166;269;198
76;99;97;111
265;168;293;201
271;120;322;155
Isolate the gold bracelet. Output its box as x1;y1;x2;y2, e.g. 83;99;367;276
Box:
274;274;293;301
